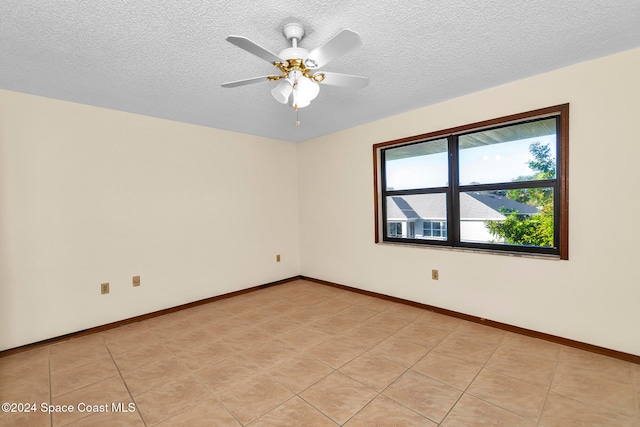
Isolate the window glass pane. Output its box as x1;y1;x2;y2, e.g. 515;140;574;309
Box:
459;118;557;186
386;194;447;240
459;189;554;247
384;138;448;190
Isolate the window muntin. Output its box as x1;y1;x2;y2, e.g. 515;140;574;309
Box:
375;105;568;259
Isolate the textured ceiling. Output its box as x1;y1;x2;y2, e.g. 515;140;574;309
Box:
1;1;640;142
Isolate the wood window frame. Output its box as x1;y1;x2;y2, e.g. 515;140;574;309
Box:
373;104;569;259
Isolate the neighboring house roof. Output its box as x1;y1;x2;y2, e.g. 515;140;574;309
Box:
387;193;539;221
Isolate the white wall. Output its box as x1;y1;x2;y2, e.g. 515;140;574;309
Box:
0;90;300;351
298;47;640;356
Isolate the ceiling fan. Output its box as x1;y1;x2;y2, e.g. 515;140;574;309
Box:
221;23;369;124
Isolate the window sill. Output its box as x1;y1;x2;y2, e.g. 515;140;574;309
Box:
376;240;562;260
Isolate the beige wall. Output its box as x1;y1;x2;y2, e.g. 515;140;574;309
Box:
0;91;300;351
298;47;640;356
2;48;639;356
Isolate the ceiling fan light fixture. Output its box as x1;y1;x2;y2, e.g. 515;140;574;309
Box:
296;77;320;102
271;80;292;104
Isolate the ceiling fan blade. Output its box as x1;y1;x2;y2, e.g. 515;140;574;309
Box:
226;36;282;64
305;30;362;69
220;75;273;88
319;72;369;89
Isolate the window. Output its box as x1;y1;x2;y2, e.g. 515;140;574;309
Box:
388;222;403;237
423;221;447;239
374;105;569;259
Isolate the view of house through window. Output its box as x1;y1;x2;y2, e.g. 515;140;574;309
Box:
375;105;568;258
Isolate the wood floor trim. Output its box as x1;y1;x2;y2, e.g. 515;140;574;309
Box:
301;275;640;365
2;274;638;365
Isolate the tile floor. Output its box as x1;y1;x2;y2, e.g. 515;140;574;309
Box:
1;279;639;426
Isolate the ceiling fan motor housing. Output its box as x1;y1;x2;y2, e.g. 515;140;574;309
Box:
282;23;305;42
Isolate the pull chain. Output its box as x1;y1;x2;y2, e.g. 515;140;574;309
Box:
295;105;300;126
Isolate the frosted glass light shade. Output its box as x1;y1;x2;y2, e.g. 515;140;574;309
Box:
271;80;292;104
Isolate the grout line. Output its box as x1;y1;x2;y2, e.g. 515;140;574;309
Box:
537;346;561;425
437;326;507;424
105;345;148;427
47;346;53;427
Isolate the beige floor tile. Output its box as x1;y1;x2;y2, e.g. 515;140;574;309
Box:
122;356;191;396
174;340;237;370
154;397;241;426
278;326;333;350
4;279;639;427
363;312;412;334
249;396;337;426
337;305;379;322
49;336;111;373
485;346;557;387
291;293;330;307
357;295;393;313
0;348;49;398
201;317;251;336
145;315;200;341
412;351;482;390
224;327;272;352
312;298;354;314
451;321;506;345
300;371;377;425
345;395;437;426
551;364;636;417
160;327;217;353
370;336;430;367
241;339;298;369
539;391;637;427
261;300;305;316
312;314;359;335
383;369;461;423
383;303;425;321
0;408;51;427
63;407;145;426
194;355;259;394
305;336;366;368
216;372;294;425
332;291;370;305
442;394;536;427
234;308;278;325
355;295;396;312
266;353;333;393
51;355;119;397
467;369;548;421
557;347;634;384
0;347;49;371
111;343;174;373
338;324;391;349
415;311;462;332
434;334;498;365
51;376;133;426
256;316;303;336
285;307;330;323
134;374;211;425
393;322;450;348
340;352;406;392
103;322;162;354
498;332;561;362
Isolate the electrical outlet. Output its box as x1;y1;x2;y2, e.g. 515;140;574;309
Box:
276;254;281;262
432;270;439;280
101;282;110;294
132;276;140;287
